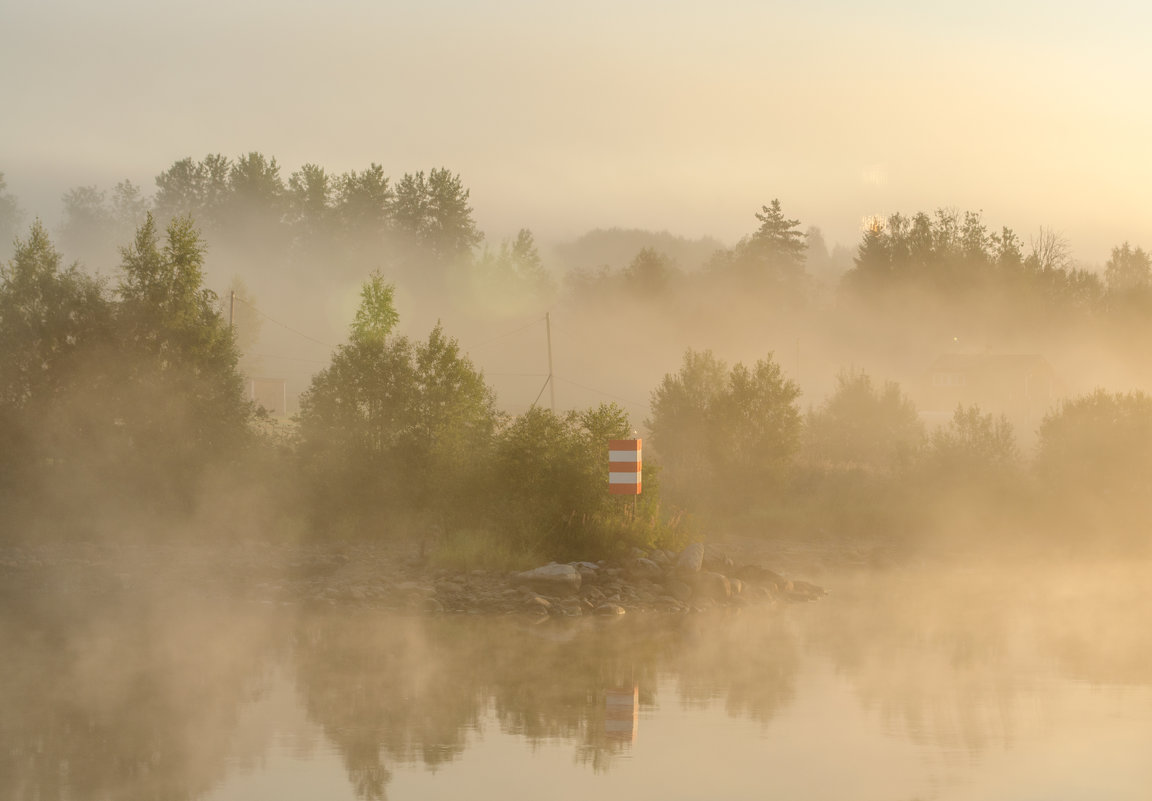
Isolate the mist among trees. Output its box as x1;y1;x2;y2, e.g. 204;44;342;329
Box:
3;155;1152;558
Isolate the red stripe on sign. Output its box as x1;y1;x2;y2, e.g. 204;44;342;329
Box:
608;439;641;451
609;484;641;495
609;461;642;472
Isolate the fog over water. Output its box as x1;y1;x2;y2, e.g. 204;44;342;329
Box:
4;552;1152;800
4;2;1152;799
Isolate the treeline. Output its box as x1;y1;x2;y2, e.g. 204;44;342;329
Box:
4;213;1150;556
565;201;1152;331
9;157;1152;347
5;158;1152;555
0;217;659;558
0;217;249;522
648;352;1152;551
7;159;553;313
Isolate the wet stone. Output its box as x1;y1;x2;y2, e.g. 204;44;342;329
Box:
666;579;694;603
526;596;551;613
676;543;705;574
627;558;664;581
694;571;732;602
512;564;581;596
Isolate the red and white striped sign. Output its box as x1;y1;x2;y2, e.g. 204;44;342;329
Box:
609;438;641;495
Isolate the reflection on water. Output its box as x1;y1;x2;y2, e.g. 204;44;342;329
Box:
0;586;287;801
3;561;1152;800
604;686;638;743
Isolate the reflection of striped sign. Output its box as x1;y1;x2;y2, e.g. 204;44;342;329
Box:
609;439;641;495
605;685;638;742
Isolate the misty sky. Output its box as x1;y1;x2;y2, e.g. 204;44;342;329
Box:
2;0;1150;262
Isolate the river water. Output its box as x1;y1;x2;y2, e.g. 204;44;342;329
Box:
3;559;1150;800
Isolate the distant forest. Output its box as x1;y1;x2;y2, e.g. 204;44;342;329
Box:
2;157;1151;556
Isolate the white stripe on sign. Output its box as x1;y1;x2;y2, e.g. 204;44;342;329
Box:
609;473;642;484
608;450;641;462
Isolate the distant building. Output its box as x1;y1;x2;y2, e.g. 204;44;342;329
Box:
247;377;288;417
919;354;1056;424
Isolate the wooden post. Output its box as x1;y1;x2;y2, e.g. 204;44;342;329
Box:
546;311;555;413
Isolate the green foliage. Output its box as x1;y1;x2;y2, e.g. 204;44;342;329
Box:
1104;242;1150;293
229;152;283;208
492;404;666;560
298;280;498;529
286;163;334;237
803;370;923;472
709;199;808;295
57;180;147;267
429;528;539;572
299;335;418;461
393;168;483;261
153;153;232;228
59;186;112;257
0;216;250;522
351;272;399;346
842;209;1113;317
622;247;679;297
750;199;807;266
114;213;251;499
648;349;801;507
562;246;683;306
555;227;723;275
926;404;1017;480
0;173;22;258
1036;390;1152;500
150;156;490;289
335;163;392;237
473;228;556;310
411;323;500;513
0;221;110;410
645;349;727;492
0;221;112;498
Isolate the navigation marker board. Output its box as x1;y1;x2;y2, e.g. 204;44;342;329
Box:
608;438;641;495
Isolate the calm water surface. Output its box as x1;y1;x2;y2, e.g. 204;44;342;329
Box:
3;561;1151;800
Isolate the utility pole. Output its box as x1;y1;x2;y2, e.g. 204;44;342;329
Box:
545;311;556;413
229;290;236;329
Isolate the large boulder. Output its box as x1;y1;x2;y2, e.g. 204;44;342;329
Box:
665;578;694;603
571;561;601;585
512;563;582;596
675;543;705;574
734;564;787;590
702;544;734;573
693;571;731;602
626;557;665;581
785;579;827;602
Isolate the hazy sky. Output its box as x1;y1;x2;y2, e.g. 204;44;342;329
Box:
2;0;1150;262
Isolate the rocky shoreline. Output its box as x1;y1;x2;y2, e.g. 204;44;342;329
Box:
0;540;826;616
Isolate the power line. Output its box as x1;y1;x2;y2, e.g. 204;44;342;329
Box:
553;375;649;412
233;295;334;349
467;316;544;351
248;353;331;365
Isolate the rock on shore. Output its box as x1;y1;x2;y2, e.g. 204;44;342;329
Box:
0;540;826;618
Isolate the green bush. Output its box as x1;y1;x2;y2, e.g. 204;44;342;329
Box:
491;404;677;561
